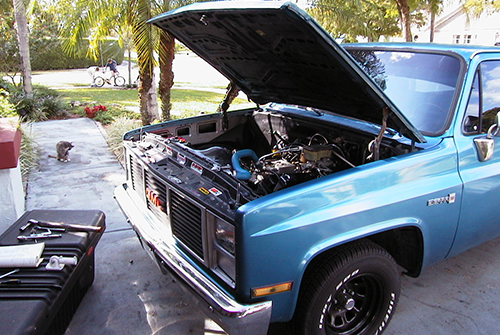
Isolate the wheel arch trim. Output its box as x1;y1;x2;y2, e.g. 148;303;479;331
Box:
298;220;424;287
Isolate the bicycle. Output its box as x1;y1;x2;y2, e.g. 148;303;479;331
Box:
94;71;126;87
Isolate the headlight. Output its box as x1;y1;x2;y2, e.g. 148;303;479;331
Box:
214;217;235;255
209;214;236;284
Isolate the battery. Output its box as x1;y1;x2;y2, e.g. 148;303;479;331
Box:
0;210;105;335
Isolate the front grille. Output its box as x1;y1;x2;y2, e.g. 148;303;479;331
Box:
128;153;205;261
130;155;144;192
170;190;204;259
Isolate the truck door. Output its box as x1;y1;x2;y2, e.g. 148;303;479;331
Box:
451;56;500;256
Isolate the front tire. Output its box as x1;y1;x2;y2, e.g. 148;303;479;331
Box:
293;241;400;335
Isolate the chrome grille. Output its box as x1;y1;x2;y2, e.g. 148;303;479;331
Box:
130;155;144;192
170;190;204;259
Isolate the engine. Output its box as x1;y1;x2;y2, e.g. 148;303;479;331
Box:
228;133;357;196
130;110;413;201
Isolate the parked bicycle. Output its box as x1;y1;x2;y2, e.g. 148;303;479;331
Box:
94;71;126;87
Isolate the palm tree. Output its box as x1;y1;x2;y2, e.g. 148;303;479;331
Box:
426;0;442;42
158;29;175;121
130;0;159;125
395;0;413;41
61;0;160;124
61;0;200;125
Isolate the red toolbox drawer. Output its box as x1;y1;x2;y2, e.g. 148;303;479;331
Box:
0;210;105;335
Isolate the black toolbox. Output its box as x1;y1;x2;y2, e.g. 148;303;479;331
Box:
0;210;105;335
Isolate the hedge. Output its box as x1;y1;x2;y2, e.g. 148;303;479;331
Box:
31;40;125;71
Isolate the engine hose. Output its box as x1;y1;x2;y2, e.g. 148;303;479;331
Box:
231;149;259;180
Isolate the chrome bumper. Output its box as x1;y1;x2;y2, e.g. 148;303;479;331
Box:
114;183;272;335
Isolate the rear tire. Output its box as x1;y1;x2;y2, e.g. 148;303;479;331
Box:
114;76;125;86
94;76;105;87
293;241;400;335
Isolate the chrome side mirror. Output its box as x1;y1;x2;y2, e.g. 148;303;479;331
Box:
474;112;500;162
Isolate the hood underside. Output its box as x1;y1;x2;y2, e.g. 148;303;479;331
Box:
149;1;425;143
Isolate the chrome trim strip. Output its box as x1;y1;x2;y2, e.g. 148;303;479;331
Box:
114;183;272;335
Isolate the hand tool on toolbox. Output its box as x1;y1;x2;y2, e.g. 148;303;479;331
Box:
17;226;63;241
17;234;62;241
22;219;103;233
0;268;19;280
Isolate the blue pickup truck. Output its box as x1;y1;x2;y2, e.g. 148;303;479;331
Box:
114;2;500;335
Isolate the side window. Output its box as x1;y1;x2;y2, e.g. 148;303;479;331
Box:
463;61;500;135
463;71;479;133
480;61;500;133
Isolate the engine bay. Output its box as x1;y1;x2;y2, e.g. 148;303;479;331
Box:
126;107;416;204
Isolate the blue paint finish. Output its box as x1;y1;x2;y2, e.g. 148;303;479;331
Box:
450;51;500;256
236;137;463;320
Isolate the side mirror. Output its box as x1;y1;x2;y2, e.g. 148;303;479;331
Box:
474;112;500;162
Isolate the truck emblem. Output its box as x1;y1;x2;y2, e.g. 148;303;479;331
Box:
427;193;456;206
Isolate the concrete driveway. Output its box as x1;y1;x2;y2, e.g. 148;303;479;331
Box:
17;117;500;335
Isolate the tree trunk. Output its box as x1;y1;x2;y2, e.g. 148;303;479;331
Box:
138;70;159;125
430;11;435;42
127;48;132;85
158;31;175;121
395;0;413;42
133;14;159;125
12;0;32;97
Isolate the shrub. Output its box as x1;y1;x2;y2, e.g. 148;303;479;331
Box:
32;40;125;71
8;86;68;122
18;122;39;182
0;89;15;117
104;117;141;164
77;104;138;125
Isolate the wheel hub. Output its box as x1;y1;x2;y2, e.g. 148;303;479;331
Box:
324;276;382;334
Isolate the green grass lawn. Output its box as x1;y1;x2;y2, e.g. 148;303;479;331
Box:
57;87;253;118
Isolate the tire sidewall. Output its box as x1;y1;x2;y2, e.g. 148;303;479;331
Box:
94;77;105;87
304;252;400;335
114;76;125;86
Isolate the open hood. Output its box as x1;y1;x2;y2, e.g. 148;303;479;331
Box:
149;1;425;143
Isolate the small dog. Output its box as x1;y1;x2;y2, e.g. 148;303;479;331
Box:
48;141;74;162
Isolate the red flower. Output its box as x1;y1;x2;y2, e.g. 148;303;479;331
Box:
83;105;106;118
84;106;97;118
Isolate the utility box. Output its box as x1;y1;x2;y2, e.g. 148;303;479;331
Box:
0;119;21;169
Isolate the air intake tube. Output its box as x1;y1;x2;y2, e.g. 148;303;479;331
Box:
231;149;259;180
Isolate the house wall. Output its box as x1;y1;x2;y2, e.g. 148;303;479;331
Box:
414;0;500;46
0;166;25;234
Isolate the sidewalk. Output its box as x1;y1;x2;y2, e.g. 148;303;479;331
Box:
24;118;225;335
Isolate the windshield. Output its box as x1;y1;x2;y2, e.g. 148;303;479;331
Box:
347;49;461;135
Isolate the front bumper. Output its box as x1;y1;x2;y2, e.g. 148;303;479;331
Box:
114;183;272;335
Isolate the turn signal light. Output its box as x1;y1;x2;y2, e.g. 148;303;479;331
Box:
251;282;293;297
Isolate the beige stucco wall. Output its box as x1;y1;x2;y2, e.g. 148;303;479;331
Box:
0;164;25;234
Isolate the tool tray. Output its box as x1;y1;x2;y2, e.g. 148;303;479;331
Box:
0;210;105;335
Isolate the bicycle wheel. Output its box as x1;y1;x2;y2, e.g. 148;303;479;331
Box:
114;76;126;86
94;77;105;87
